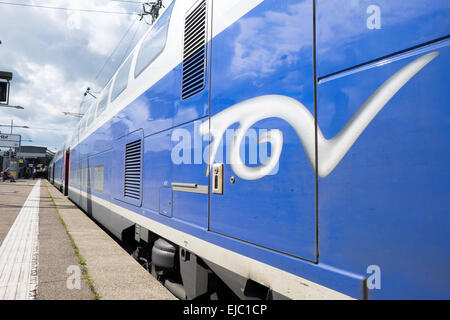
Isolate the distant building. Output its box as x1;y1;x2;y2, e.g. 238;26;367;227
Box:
1;145;54;178
16;146;49;159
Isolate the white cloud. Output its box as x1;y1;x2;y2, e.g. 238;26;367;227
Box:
0;0;148;150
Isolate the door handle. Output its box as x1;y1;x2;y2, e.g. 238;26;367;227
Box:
212;163;223;195
172;182;208;194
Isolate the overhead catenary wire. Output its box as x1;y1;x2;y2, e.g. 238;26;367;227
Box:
0;1;139;15
0;0;154;91
78;93;89;117
0;1;149;135
110;0;149;4
93;1;144;88
98;1;167;86
115;17;142;77
93;16;138;86
9;127;74;132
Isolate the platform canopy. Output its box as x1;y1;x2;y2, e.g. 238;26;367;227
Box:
16;146;48;159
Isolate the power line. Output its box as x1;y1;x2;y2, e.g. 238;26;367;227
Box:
111;0;148;3
29;127;73;132
98;1;164;86
116;17;142;76
0;1;138;15
93;0;144;87
93;16;139;86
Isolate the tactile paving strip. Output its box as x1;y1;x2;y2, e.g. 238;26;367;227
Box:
0;180;40;300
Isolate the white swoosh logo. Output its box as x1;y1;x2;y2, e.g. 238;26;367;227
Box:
199;52;439;180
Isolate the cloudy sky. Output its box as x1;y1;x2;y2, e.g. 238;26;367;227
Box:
0;0;157;152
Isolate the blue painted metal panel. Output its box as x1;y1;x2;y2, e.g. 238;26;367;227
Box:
209;0;316;261
54;159;62;185
107;62;209;143
142;120;209;229
317;41;450;299
159;187;172;217
316;0;450;77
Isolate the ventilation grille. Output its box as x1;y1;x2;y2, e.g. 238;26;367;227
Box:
182;0;207;100
124;139;142;200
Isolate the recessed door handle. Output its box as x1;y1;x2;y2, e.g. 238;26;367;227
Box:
212;163;223;195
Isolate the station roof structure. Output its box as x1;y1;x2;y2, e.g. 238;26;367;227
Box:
15;146;51;159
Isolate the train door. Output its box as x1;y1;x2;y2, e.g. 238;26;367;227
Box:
141;0;211;229
207;0;317;261
64;149;70;196
52;163;55;184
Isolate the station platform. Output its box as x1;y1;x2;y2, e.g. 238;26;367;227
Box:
0;179;176;300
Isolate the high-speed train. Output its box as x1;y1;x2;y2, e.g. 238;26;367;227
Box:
49;0;450;299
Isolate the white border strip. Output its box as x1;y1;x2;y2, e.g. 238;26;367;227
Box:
0;180;40;300
68;185;354;300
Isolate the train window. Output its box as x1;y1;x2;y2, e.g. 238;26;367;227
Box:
134;1;175;78
73;168;77;185
94;165;104;193
85;102;97;129
83;115;89;131
96;82;111;117
79;117;86;134
111;56;132;102
81;167;84;187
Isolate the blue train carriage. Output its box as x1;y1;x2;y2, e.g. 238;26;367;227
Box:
52;0;450;299
49;148;65;191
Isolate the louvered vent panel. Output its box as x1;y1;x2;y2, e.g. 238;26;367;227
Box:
124;139;141;200
182;0;207;100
